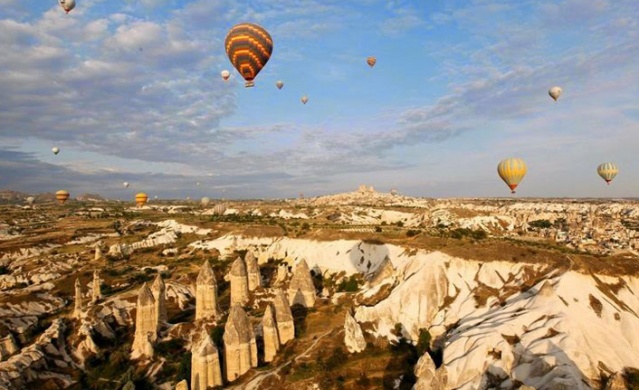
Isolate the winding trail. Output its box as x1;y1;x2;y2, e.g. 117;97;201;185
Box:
230;329;337;390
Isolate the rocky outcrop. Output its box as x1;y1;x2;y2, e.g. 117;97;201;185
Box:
223;305;257;381
0;335;18;362
175;379;189;390
272;289;295;345
414;354;446;390
262;304;279;362
287;259;316;308
0;319;75;389
130;283;157;360
230;257;249;306
73;278;83;319
344;310;366;353
94;245;102;261
92;270;101;303
191;329;222;389
151;274;167;325
245;251;261;291
195;260;218;321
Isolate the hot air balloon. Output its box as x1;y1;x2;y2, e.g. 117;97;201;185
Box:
26;196;35;206
213;203;226;216
367;56;376;67
597;162;618;185
56;190;70;204
301;96;308;105
225;23;273;87
123;182;129;188
201;197;211;206
135;192;148;207
58;0;76;13
276;80;284;89
549;86;563;101
52;147;60;155
221;70;230;81
197;182;201;186
154;195;158;200
497;158;527;194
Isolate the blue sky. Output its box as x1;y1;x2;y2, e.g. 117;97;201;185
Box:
0;0;638;199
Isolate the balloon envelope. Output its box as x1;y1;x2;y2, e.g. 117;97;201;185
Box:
123;182;129;188
201;197;210;206
597;162;618;184
135;192;148;207
225;23;273;87
26;197;35;205
221;70;230;81
55;190;70;204
52;147;60;155
276;80;284;89
367;56;376;67
58;0;76;13
301;96;308;104
497;158;527;194
549;86;562;101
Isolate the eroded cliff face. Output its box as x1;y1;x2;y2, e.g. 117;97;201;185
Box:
202;234;639;389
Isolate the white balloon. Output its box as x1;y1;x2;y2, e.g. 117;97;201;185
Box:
549;86;563;101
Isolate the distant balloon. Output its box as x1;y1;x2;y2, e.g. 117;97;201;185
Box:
276;80;284;89
52;147;60;155
154;195;158;200
26;197;35;206
225;23;273;87
549;86;563;101
123;182;129;188
597;162;618;185
367;56;376;67
58;0;75;13
55;190;70;204
221;70;230;81
201;197;210;206
213;203;226;216
135;192;148;207
197;182;201;186
497;158;527;194
301;95;308;105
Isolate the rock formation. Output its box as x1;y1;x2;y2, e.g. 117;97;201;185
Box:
414;353;447;390
262;303;279;362
0;334;18;361
94;245;102;261
230;257;249;306
131;283;157;360
245;250;261;291
195;260;219;320
151;274;167;325
272;289;295;344
223;304;257;381
91;270;101;303
287;259;316;308
344;310;366;353
73;278;83;319
175;379;189;390
191;329;223;389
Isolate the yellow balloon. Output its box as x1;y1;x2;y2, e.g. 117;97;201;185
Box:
135;192;148;207
497;158;527;194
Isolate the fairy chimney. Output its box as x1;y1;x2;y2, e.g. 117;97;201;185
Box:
245;250;261;291
223;304;257;381
191;329;223;389
73;278;83;319
230;257;249;306
151;274;167;325
195;260;219;320
94;245;102;261
92;269;102;303
131;283;157;360
272;289;295;345
287;259;316;308
262;303;280;362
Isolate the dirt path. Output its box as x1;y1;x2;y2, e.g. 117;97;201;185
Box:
230;329;337;390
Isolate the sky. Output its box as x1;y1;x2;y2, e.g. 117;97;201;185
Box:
0;0;638;200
